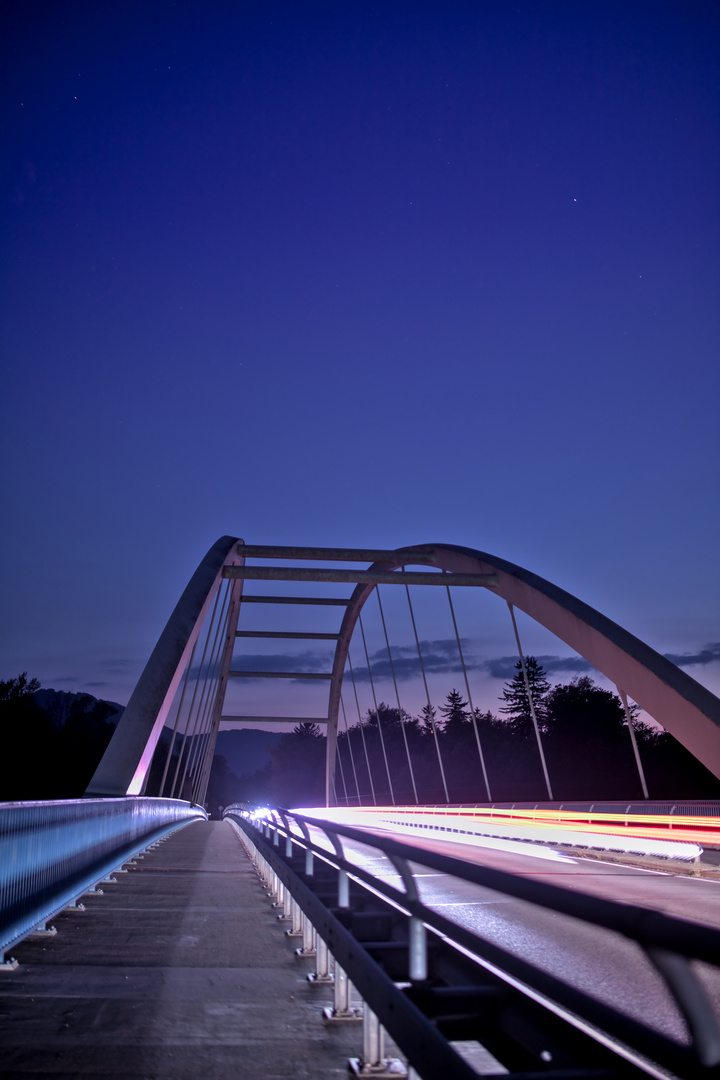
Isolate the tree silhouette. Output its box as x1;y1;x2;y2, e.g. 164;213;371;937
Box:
418;703;438;733
499;657;550;732
0;672;40;703
439;688;470;734
293;721;323;738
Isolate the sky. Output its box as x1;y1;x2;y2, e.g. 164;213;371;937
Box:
1;1;719;715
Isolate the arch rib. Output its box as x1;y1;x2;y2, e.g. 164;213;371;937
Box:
85;536;243;797
325;543;720;804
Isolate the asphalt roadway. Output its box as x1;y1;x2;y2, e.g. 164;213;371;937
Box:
328;824;720;1048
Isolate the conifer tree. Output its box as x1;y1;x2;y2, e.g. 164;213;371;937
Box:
439;688;470;733
499;657;549;730
419;703;438;733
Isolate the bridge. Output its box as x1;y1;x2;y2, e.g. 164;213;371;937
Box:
2;537;720;1079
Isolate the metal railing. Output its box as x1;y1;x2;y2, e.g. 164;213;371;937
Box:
407;800;720;816
0;797;206;964
225;805;720;1080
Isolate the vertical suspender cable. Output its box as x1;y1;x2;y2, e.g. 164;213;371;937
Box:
404;579;449;802
185;582;229;786
359;611;396;806
617;687;650;799
191;600;231;804
348;652;377;805
187;583;231;801
507;601;553;800
173;579;227;796
158;633;199;796
169;580;224;798
329;766;340;809
376;587;418;804
445;580;492;801
195;577;244;807
341;693;361;804
176;581;230;800
334;714;349;806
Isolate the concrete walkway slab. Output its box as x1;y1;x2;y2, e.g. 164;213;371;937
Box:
0;820;370;1079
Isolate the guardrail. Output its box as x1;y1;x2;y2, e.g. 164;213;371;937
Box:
0;797;206;966
224;804;720;1080
422;801;720;817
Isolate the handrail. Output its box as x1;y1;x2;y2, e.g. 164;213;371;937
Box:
0;798;206;964
225;804;720;1079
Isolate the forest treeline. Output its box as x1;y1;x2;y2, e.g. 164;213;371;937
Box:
223;659;720;808
0;674;122;799
3;664;719;808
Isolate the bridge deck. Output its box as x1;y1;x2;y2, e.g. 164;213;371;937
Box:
0;820;366;1079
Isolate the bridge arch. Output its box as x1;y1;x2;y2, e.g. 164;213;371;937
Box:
86;538;720;803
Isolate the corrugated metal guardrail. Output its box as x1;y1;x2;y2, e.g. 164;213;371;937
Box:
0;797;206;965
225;805;720;1080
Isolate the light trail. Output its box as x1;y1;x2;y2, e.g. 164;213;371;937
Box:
298;806;712;862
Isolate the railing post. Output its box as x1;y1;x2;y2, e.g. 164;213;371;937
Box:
409;917;427;982
364;1007;384;1067
295;913;316;957
280;885;292;921
286;899;303;938
323;963;362;1021
308;935;333;983
350;1007;406;1077
338;869;349;908
389;854;427;983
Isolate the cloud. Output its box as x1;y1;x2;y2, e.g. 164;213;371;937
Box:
86;681;109;687
222;638;720;688
54;676;77;683
350;639;467;682
201;649;335;682
224;639;594;684
351;641;593;684
663;643;720;668
484;654;594;680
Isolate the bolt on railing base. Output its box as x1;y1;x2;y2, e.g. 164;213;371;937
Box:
28;924;57;938
307;971;334;984
323;1005;363;1023
348;1058;407;1077
295;946;317;957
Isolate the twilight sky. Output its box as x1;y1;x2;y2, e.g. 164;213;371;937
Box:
1;1;718;713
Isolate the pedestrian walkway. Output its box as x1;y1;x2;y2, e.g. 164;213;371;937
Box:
0;820;367;1079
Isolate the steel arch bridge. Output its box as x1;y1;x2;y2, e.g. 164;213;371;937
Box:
85;536;720;805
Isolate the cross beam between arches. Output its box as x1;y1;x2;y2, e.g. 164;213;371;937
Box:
221;566;498;587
